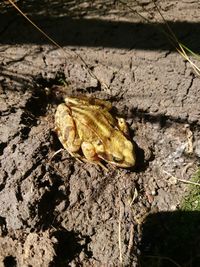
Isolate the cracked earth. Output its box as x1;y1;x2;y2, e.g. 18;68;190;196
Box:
0;1;200;266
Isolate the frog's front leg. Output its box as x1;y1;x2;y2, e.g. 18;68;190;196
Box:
55;103;81;154
81;142;99;162
81;141;108;170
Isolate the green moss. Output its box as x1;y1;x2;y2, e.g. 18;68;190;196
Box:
181;168;200;211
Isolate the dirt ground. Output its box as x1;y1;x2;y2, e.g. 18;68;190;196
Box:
0;1;200;266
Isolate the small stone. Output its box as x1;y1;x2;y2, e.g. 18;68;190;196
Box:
194;140;200;157
170;205;177;211
79;251;85;261
168;176;178;185
55;200;66;212
151;190;157;196
69;261;76;267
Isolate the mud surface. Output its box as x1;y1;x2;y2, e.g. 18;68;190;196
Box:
0;1;200;266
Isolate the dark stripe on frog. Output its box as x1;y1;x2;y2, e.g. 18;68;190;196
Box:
71;106;116;140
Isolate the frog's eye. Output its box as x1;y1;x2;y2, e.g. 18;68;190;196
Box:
112;155;123;163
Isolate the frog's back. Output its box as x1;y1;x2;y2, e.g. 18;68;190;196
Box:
71;105;116;142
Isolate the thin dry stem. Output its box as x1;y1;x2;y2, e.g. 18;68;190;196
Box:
6;0;109;89
152;0;200;76
118;192;123;266
127;223;134;256
119;0;200;77
163;170;200;187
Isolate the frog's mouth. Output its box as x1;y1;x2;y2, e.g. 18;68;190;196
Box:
98;152;134;168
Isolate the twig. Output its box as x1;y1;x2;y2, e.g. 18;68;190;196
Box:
118;192;123;266
119;0;200;76
127;223;134;256
163;170;200;187
6;0;109;89
152;0;200;76
49;148;63;162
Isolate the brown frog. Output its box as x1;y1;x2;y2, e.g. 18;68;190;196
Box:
55;96;135;168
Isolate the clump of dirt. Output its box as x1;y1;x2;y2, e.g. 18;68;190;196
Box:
0;231;56;267
1;70;199;266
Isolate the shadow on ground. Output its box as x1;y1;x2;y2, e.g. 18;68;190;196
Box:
1;1;200;52
139;211;200;267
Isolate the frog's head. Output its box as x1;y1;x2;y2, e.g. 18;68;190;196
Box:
95;133;136;168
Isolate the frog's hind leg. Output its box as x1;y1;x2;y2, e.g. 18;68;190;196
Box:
55;103;81;152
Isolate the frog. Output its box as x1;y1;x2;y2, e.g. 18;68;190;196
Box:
54;96;136;168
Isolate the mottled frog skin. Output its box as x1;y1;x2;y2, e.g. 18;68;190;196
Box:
55;96;135;168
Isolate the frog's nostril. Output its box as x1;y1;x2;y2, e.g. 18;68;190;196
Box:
96;140;103;146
